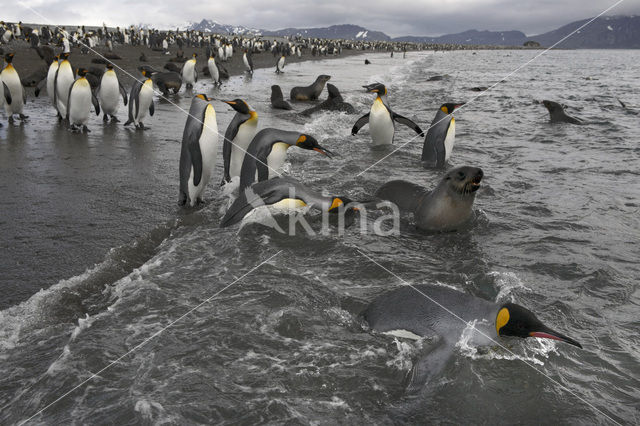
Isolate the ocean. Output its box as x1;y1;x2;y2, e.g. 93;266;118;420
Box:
0;49;638;424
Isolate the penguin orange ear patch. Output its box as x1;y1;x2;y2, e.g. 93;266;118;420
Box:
329;198;344;210
297;135;307;144
496;307;510;335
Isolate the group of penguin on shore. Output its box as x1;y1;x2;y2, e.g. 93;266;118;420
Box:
0;38;587;391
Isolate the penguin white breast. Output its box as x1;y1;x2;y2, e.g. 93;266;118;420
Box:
188;105;219;203
56;63;74;116
46;62;59;103
182;60;196;82
68;79;92;124
369;97;394;145
444;118;456;161
1;66;24;114
99;71;120;114
229;116;258;178
135;80;154;122
265;142;290;178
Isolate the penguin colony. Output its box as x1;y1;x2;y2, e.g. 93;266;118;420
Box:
1;20;586;392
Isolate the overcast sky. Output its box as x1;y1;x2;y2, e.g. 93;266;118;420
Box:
5;0;639;37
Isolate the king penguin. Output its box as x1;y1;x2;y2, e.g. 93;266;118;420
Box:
243;49;253;74
275;54;285;74
179;94;220;207
124;68;155;130
33;53;58;108
181;53;197;90
66;68;100;132
207;52;220;86
0;71;12;126
352;83;424;146
421;102;464;168
221;98;259;184
98;63;128;122
363;284;582;390
220;176;358;228
53;52;74;120
1;53;27;122
238;129;334;191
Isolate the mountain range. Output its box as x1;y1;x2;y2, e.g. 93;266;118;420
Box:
186;15;640;48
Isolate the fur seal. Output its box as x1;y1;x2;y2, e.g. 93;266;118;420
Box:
300;83;355;115
542;100;582;124
270;85;292;110
290;75;331;101
375;166;483;231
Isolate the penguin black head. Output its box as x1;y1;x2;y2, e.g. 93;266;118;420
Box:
76;68;88;77
363;82;386;95
4;52;14;63
496;303;582;348
105;63;114;70
196;94;213;102
61;52;70;60
223;99;251;114
295;134;334;158
192;53;197;58
440;103;465;114
138;65;155;77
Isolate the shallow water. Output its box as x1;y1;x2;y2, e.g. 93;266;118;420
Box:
0;50;639;424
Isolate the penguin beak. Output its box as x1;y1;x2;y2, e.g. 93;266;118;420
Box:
223;100;236;105
454;103;465;110
529;326;582;349
313;146;334;158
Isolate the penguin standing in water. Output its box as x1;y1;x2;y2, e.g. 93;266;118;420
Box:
54;52;74;120
34;54;58;104
221;99;259;184
421;102;464;168
124;68;155;130
207;52;220;86
181;53;197;90
179;94;219;207
1;53;27;122
238;129;334;191
275;54;285;73
362;284;582;390
98;63;128;122
243;49;253;74
352;83;424;146
66;68;100;132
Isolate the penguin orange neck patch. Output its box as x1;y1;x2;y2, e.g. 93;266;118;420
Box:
496;307;510;335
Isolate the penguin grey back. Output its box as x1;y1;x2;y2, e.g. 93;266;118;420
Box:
421;108;452;168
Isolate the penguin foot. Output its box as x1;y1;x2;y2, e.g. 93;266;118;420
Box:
8;116;14;124
110;115;119;123
19;114;29;120
83;125;90;133
103;114;109;122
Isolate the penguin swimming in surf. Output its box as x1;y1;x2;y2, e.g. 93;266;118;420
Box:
421;102;464;168
66;68;100;132
351;83;424;146
363;284;582;390
238;129;334;191
220;176;358;228
124;68;155;130
179;94;220;207
221;99;259;184
98;63;128;122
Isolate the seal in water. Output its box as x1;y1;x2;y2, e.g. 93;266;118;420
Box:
270;85;292;110
375;166;483;231
542;100;582;124
290;75;331;101
300;83;355;115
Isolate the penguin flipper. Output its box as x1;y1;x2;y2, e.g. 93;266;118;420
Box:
256;157;269;183
34;77;46;97
92;91;100;116
406;338;455;394
351;113;370;135
222;114;243;182
119;82;128;106
393;113;424;137
3;82;12;105
189;139;203;187
149;100;155;117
